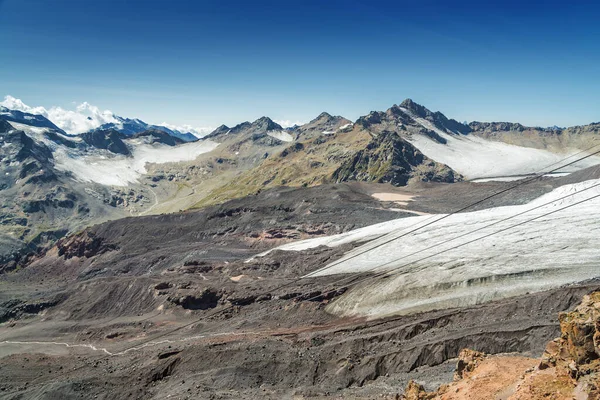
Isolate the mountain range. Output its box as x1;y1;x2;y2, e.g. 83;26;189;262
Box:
93;116;199;142
2;98;600;399
0;98;598;268
0;103;200;142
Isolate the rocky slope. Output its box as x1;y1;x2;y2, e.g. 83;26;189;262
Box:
2;172;600;398
0;121;122;267
332;130;460;186
402;290;600;399
80;129;131;155
0;119;190;267
192;98;599;210
192;111;462;208
469;120;600;152
289;111;353;141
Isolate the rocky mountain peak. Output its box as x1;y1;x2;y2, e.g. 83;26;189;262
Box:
93;116;198;142
396;99;471;135
356;111;386;128
312;112;333;122
251;116;282;132
214;124;230;132
204;124;231;139
0;128;56;188
399;98;432;119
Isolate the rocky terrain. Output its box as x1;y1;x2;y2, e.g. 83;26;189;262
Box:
469;120;600;152
401;290;600;399
0;99;599;399
1;169;599;398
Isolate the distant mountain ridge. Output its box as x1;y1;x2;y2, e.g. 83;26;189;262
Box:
0;103;199;142
0;106;68;135
204;116;283;140
94;116;199;142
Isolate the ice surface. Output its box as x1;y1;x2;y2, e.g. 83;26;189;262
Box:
257;178;600;317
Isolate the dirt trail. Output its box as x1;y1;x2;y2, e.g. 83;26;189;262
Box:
138;186;159;216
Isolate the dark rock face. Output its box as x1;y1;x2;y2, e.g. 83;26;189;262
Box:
56;231;118;259
81;129;130;155
0;118;14;133
229;121;252;134
332;131;460;186
44;131;78;148
171;288;221;310
6;130;54;163
0;107;67;134
131;129;185;146
469;121;528;133
0;295;65;323
356;111;385;128
280;142;304;158
22;195;75;213
0;129;57;188
251;116;282;132
204;117;283;142
399;99;471;135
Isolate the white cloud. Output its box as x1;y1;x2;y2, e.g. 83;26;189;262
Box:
49;101;119;134
275;119;304;128
1;95;119;134
158;122;214;138
1;95;48;116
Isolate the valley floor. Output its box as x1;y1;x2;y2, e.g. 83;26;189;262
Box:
1;177;599;399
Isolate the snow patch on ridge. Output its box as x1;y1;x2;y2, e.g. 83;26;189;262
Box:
267;130;294;142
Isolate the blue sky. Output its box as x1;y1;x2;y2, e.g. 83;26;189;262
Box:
1;0;599;129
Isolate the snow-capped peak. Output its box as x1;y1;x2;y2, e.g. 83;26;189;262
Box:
1;95;119;134
1;95;212;139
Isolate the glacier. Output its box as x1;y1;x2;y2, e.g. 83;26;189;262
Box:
256;177;600;318
8;121;219;186
399;107;600;180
